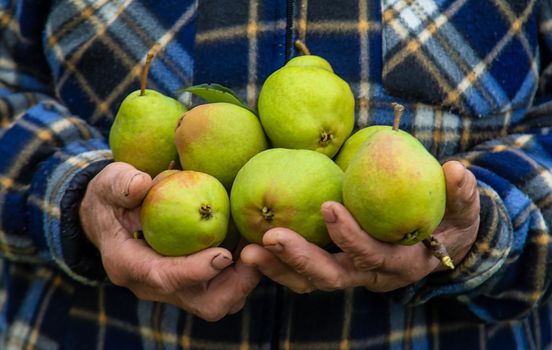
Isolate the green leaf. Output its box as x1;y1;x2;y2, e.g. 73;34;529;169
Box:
178;83;256;114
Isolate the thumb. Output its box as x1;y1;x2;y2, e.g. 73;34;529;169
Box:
94;162;153;209
321;201;387;270
442;161;478;215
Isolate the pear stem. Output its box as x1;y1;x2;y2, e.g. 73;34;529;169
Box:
423;236;455;270
140;51;155;96
294;40;311;55
167;160;176;170
391;102;405;131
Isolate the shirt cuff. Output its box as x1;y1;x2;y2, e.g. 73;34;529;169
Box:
30;138;112;285
391;179;513;305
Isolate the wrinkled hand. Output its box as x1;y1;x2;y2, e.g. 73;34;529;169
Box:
79;162;261;321
241;160;479;293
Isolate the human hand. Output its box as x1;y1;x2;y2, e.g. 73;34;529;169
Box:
240;160;479;293
79;162;261;321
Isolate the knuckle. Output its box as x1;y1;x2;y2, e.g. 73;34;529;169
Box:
102;256;129;287
333;229;357;250
353;253;384;271
288;253;311;274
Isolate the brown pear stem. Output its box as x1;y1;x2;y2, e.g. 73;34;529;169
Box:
423;236;455;270
391;102;405;131
140;51;155;96
294;40;311;55
167;160;176;170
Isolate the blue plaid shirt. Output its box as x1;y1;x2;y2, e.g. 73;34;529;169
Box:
1;0;552;349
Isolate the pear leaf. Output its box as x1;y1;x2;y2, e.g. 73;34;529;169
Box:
179;83;256;114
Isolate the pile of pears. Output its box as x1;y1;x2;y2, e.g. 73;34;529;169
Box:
109;46;452;269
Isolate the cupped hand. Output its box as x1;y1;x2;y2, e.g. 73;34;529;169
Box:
79;162;261;321
240;160;479;293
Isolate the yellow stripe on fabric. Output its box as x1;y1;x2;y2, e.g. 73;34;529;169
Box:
240;302;251;350
339;288;354;350
492;0;538;76
0;116;77;198
46;0;110;49
180;312;193;350
25;275;71;350
91;2;197;123
51;0;133;122
382;0;468;98
358;0;371;127
117;11;190;85
297;0;309;43
443;1;536;106
197;20;379;44
247;0;260;108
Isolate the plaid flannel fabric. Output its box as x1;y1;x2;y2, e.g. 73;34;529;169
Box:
2;0;552;349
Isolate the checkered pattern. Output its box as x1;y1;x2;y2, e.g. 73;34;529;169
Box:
1;0;552;349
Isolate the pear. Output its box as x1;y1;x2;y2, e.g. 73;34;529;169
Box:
284;54;334;72
141;170;229;256
334;125;387;171
175;102;268;189
109;52;186;177
343;104;446;247
257;53;355;158
230;148;344;247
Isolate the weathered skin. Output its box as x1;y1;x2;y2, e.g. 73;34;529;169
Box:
334;125;388;171
230;148;344;247
343;128;446;245
109;89;186;177
258;57;355;158
141;171;230;256
175;103;268;189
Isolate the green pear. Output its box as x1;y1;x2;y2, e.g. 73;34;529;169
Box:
284;54;334;72
257;55;355;158
175;102;268;189
141;170;229;256
230;148;344;247
342;106;446;246
334;125;387;171
109;53;186;177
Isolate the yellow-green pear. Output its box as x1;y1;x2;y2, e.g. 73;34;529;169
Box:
109;53;186;177
343;104;446;246
230;148;344;247
175;102;268;189
284;54;334;72
334;125;387;171
258;54;355;158
141;170;229;256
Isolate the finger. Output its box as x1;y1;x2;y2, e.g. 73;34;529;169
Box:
321;202;387;271
262;229;350;291
101;234;232;291
443;161;476;213
94;162;152;208
194;260;263;321
241;244;314;293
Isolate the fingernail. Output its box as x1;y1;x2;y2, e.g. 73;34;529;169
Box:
124;173;145;196
265;243;284;253
457;172;468;189
321;203;337;223
211;253;233;270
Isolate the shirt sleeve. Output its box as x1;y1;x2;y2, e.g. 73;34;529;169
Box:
0;2;112;285
393;0;552;322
